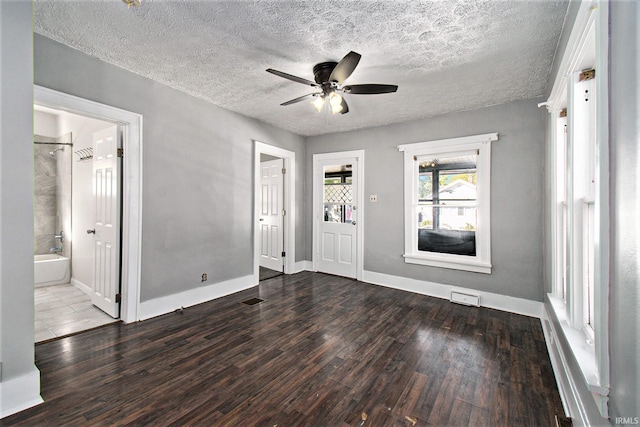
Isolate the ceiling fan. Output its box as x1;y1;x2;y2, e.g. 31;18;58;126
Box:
266;51;398;115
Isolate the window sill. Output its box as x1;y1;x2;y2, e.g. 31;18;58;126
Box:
403;253;491;274
547;294;609;397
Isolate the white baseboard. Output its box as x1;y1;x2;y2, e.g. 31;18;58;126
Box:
139;274;256;321
0;367;43;419
70;277;91;296
294;260;313;273
361;270;544;318
540;312;573;419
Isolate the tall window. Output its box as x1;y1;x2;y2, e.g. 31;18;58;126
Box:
543;3;609;418
571;69;597;335
399;133;497;274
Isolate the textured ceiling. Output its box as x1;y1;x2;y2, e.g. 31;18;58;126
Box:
33;0;568;137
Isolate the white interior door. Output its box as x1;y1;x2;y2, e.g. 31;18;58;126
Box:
315;156;360;278
91;125;121;318
259;159;284;272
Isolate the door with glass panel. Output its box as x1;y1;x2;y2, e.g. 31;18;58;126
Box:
315;157;359;278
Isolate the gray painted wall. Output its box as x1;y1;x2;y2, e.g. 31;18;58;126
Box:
0;0;36;383
608;0;639;420
305;98;546;301
34;34;306;302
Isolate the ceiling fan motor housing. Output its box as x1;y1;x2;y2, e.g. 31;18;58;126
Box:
313;62;338;85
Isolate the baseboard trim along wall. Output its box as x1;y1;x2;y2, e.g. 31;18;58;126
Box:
294;260;313;274
139;274;255;321
0;367;43;419
361;270;544;318
70;277;91;296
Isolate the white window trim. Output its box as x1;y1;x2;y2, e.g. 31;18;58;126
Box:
398;132;498;274
541;0;610;419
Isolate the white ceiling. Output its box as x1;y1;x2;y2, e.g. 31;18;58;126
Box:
33;0;569;137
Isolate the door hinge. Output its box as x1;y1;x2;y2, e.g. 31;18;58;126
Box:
115;293;122;303
117;148;124;158
282;168;286;175
579;68;595;81
281;251;286;257
282;209;286;216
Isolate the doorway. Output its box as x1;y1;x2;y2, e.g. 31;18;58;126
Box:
258;156;284;280
33;105;120;341
34;85;142;324
253;141;296;282
313;150;364;280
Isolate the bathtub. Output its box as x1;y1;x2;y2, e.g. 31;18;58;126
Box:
34;254;71;287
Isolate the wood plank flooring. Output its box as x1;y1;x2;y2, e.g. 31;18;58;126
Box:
2;272;564;426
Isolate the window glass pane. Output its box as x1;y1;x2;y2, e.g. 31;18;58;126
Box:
417;155;477;256
323;164;352;223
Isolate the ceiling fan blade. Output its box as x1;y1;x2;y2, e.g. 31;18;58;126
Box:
280;93;318;106
329;51;361;85
267;69;318;87
339;97;349;114
343;84;398;94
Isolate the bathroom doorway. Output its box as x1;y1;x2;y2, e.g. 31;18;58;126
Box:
33;105;120;342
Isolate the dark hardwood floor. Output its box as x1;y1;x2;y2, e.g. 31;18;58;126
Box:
3;272;564;426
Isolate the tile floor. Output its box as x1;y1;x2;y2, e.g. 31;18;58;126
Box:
35;283;118;343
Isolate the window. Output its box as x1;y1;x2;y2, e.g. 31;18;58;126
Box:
399;133;497;273
571;69;598;337
543;2;609;419
323;164;353;223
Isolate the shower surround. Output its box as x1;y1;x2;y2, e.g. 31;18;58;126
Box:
34;133;72;258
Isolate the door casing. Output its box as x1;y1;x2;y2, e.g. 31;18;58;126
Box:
34;85;142;323
259;158;285;272
313;150;365;280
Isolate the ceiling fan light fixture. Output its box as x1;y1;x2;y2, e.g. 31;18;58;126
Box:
311;95;325;112
329;92;343;114
122;0;141;8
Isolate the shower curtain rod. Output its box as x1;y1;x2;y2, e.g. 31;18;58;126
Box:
33;141;73;146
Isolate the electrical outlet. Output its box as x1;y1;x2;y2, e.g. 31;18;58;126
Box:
369;195;378;203
201;273;207;282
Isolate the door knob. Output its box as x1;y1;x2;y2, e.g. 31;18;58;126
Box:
87;229;96;234
259;218;264;222
351;221;357;225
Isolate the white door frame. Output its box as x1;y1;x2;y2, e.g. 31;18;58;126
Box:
253;141;296;279
34;85;142;323
313;150;364;280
